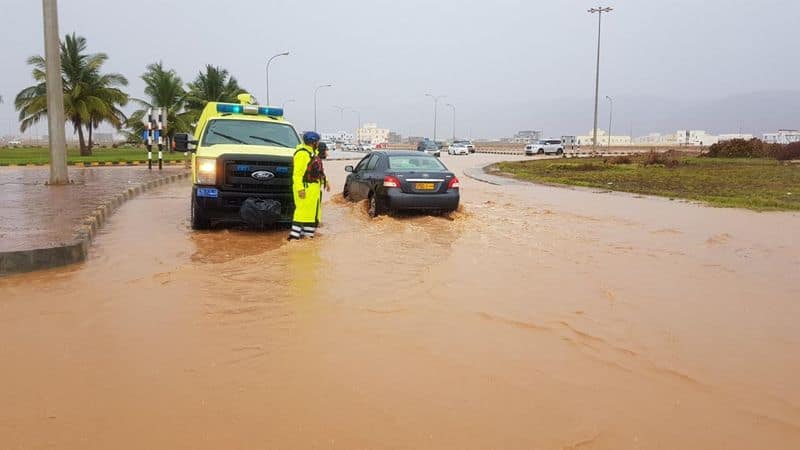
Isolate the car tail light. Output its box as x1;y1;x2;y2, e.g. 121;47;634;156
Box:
447;177;460;190
383;175;401;188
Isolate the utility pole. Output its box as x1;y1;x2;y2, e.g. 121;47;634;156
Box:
265;51;289;105
425;93;446;143
589;6;613;151
446;103;456;142
42;0;68;184
605;95;613;150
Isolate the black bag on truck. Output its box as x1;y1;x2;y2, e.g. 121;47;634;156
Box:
239;198;282;229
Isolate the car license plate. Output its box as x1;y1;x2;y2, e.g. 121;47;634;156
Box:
196;187;219;198
415;182;435;190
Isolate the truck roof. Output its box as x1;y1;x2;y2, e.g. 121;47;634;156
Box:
194;93;292;139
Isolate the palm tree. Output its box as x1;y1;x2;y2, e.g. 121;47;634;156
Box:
184;65;249;123
86;72;129;150
14;33;129;156
129;62;190;151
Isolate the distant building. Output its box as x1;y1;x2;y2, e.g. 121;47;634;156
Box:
357;123;390;144
388;132;402;144
93;133;115;144
576;129;632;146
763;130;800;144
512;130;542;143
718;133;754;142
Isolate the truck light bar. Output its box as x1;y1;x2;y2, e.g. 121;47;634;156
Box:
216;103;284;117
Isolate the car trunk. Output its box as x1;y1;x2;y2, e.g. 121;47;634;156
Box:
393;171;450;194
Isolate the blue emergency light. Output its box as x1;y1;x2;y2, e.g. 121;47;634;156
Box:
216;103;283;117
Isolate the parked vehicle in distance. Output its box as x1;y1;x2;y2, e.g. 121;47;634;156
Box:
343;151;460;217
447;142;470;155
525;139;564;155
321;140;336;152
8;139;22;146
417;140;441;157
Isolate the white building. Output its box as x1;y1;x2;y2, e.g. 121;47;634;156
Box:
674;130;720;146
718;133;754;142
357;123;390;145
576;129;632;147
763;130;800;144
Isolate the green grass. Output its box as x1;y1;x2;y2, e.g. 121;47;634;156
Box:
494;156;800;211
0;146;188;165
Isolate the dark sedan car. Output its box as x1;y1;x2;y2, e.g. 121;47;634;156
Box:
343;151;460;217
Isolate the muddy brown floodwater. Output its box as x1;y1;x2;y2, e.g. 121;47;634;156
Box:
1;154;799;449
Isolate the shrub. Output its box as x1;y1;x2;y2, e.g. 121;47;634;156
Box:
604;155;633;165
705;138;764;158
641;150;681;168
768;142;800;161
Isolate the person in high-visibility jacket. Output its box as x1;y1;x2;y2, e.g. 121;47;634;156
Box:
289;131;329;240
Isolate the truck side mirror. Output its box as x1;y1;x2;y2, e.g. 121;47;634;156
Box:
174;133;196;152
345;165;354;173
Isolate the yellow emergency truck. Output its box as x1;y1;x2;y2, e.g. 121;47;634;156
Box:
174;94;301;229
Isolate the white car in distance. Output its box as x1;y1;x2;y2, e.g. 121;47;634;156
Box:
447;142;470;155
525;139;564;156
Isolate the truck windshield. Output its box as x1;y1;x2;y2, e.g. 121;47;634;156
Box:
201;119;300;148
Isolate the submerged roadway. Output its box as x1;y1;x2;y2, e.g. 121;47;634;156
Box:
2;153;799;449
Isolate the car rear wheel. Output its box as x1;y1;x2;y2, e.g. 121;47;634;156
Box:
556;148;564;155
538;149;544;155
368;194;384;218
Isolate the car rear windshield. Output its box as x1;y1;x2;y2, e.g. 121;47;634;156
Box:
388;155;446;171
201;119;300;148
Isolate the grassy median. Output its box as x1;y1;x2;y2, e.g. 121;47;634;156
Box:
493;155;800;211
0;146;188;165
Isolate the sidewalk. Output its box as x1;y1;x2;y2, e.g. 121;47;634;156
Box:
0;166;189;274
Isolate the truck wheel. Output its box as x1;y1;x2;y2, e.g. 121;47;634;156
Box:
191;198;210;230
538;149;544;155
556;148;564;155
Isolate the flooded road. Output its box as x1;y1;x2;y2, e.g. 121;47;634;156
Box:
2;153;799;449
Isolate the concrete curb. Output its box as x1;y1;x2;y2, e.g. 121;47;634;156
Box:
0;172;190;276
0;160;189;168
475;150;641;157
462;163;527;186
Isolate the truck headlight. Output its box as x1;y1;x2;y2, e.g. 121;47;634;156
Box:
196;157;217;185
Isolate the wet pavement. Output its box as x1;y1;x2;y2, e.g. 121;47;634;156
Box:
1;153;799;449
0;166;188;252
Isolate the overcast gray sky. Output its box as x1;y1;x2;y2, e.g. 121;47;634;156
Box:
1;0;799;139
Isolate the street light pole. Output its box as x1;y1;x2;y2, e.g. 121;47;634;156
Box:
589;6;613;151
425;93;446;143
347;108;361;144
314;84;332;132
605;95;613;150
42;0;68;184
281;99;295;113
445;103;456;142
332;105;346;130
265;51;289;105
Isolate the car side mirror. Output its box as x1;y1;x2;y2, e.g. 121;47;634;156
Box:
345;165;354;173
